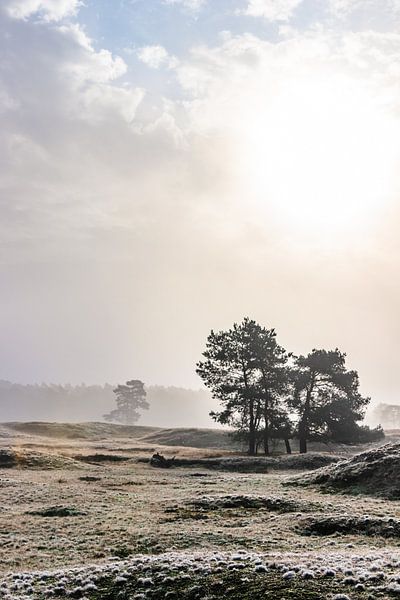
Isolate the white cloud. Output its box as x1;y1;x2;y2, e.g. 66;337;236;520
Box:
329;0;400;19
242;0;303;21
3;0;81;21
164;0;206;12
137;45;176;69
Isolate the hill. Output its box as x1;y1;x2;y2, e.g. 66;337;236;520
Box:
1;421;237;449
140;427;238;449
2;421;160;440
287;441;400;498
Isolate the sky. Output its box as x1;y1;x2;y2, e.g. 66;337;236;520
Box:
1;0;400;409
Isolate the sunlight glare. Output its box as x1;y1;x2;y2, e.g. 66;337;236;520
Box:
238;73;400;235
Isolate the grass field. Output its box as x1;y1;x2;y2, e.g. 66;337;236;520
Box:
0;423;400;599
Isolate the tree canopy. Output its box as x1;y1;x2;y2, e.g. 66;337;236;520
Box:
103;380;149;425
197;318;290;455
197;318;383;455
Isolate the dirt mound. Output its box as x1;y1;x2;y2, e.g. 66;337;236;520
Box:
0;447;81;470
287;442;400;498
299;515;400;538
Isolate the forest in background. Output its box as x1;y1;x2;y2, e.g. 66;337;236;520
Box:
0;381;215;428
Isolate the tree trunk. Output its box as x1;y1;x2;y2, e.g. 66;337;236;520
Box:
299;387;312;453
263;393;270;455
284;438;292;454
263;415;270;455
299;432;307;454
248;429;256;455
248;396;256;455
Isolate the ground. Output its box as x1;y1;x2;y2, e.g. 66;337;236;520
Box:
1;424;400;599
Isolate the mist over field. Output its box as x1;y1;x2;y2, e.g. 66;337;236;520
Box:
0;381;215;427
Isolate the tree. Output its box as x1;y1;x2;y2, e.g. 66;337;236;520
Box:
289;349;370;453
313;393;384;444
103;380;149;425
247;324;289;454
196;318;289;455
268;408;293;454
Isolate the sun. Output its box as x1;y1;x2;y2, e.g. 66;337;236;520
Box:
236;71;400;236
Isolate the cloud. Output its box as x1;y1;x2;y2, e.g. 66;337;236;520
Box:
328;0;400;20
163;0;206;12
3;0;81;21
137;45;177;69
2;2;400;395
242;0;303;21
175;29;400;237
0;10;153;256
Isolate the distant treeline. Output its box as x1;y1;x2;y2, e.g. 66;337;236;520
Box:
0;381;215;427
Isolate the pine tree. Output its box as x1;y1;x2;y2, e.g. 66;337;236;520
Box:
196;318;289;455
103;380;149;425
289;349;370;453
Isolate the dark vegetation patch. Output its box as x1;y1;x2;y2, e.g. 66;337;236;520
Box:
139;453;339;473
165;495;320;521
26;505;86;517
299;515;400;538
78;475;102;482
73;453;132;464
0;447;80;470
190;495;310;512
102;480;144;489
287;442;400;498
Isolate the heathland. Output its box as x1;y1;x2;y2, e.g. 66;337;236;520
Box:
1;422;400;599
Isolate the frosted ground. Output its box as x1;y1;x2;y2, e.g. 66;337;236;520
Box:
1;424;400;599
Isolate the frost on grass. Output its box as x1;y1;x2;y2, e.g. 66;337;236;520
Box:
287;442;400;498
3;549;400;599
0;448;80;470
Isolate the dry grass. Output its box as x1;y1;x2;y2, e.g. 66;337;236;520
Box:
0;424;400;599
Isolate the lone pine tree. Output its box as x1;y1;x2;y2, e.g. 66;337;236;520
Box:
103;380;149;425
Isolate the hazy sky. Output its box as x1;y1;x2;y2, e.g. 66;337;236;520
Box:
1;0;400;407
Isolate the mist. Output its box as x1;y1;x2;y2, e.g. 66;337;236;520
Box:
0;381;216;428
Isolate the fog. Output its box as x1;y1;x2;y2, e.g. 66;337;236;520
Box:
1;1;400;418
0;381;216;428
